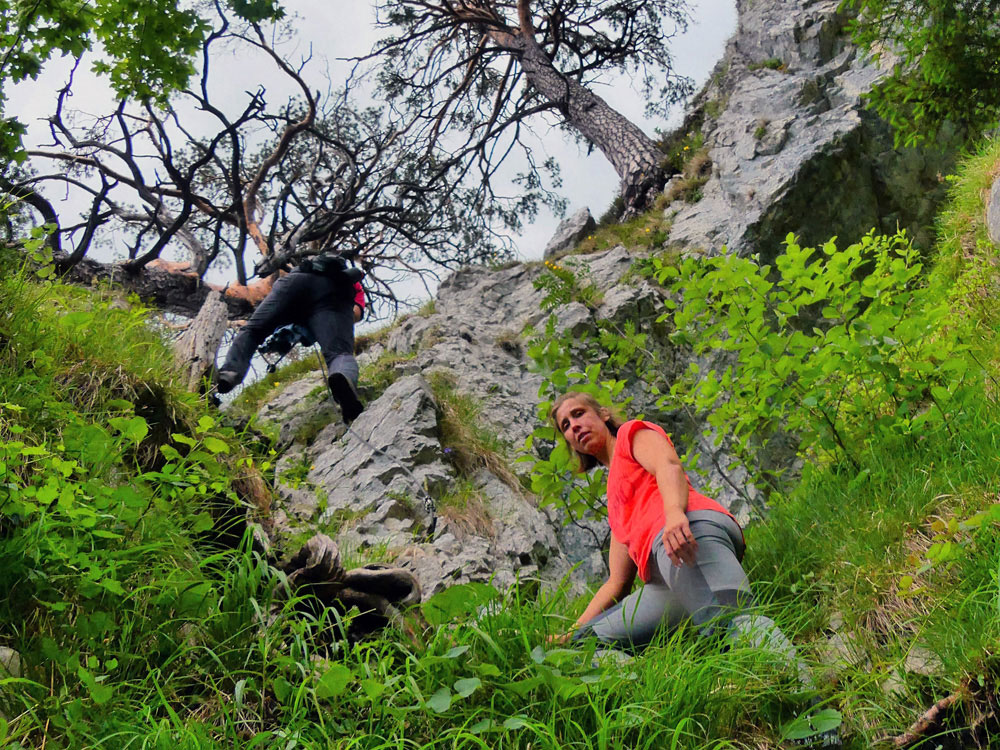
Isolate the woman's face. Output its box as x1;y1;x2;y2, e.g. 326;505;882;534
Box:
554;397;610;457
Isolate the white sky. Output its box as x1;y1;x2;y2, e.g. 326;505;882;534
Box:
10;0;737;307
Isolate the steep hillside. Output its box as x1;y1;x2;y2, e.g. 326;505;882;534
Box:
2;131;997;750
3;0;1000;745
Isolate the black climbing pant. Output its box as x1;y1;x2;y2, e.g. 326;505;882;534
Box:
220;269;359;387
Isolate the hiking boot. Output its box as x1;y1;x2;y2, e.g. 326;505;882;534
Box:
214;370;240;394
784;728;841;749
328;372;363;423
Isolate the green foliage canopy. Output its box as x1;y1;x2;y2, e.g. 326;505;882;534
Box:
845;0;1000;145
0;0;284;159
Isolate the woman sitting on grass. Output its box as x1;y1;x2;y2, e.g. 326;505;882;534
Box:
550;392;839;746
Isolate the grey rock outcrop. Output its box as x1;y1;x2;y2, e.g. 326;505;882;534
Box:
256;376;339;447
988;176;1000;247
250;0;957;603
543;208;597;259
310;375;449;525
666;0;959;259
0;646;21;678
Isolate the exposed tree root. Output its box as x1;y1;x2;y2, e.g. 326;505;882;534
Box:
890;670;999;749
892;688;965;747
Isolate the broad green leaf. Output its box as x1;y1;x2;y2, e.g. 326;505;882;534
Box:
109;416;149;444
500;675;543;696
421;583;499;626
273;677;293;704
202;436;230;454
425;687;451;713
453;677;481;698
360;678;386;700
191;513;214;533
78;667;113;705
781;708;842;741
503;716;531;730
315;664;353;700
100;578;125;596
469;718;499;734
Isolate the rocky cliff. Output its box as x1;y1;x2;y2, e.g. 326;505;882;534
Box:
243;0;959;598
667;0;958;258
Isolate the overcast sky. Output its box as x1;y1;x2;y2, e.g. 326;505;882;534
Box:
11;0;737;302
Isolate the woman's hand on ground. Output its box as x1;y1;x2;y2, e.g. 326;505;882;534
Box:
546;632;571;645
662;510;698;567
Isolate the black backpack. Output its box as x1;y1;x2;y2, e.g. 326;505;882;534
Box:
300;252;363;285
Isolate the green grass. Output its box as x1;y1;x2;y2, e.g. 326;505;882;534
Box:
748;57;786;72
228;353;323;419
3;139;1000;749
570;207;672;256
929;137;1000;371
0;266;285;749
428;370;520;492
358;349;416;402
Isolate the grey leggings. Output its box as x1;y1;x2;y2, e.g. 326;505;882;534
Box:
575;511;812;685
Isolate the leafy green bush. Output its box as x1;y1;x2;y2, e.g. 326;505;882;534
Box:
845;0;1000;145
655;230;977;490
533;259;604;310
522;317;638;524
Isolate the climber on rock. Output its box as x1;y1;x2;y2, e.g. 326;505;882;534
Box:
549;391;840;747
214;251;366;423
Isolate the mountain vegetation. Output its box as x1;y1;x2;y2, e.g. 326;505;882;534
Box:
1;132;998;747
3;1;1000;747
846;0;1000;146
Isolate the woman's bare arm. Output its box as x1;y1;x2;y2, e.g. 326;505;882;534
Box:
631;428;697;566
572;536;637;629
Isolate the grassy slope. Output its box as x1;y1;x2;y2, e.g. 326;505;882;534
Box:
0;139;998;748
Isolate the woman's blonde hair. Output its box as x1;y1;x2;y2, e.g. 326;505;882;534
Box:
549;391;624;472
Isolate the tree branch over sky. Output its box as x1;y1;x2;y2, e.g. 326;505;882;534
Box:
3;3;519;319
365;0;694;214
0;0;285;160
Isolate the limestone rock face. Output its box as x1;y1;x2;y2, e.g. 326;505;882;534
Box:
543;208;597;259
309;375;449;524
252;0;960;603
667;0;958;259
0;646;21;678
256;376;340;447
988;176;1000;248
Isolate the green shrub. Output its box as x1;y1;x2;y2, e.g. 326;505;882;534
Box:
533;258;604;310
748;57;785;72
655;230;977;490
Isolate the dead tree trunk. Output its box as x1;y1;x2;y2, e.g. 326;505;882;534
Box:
172;289;229;391
501;33;665;211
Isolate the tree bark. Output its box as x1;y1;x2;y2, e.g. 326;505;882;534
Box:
497;28;665;211
57;255;273;319
172;289;229;390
